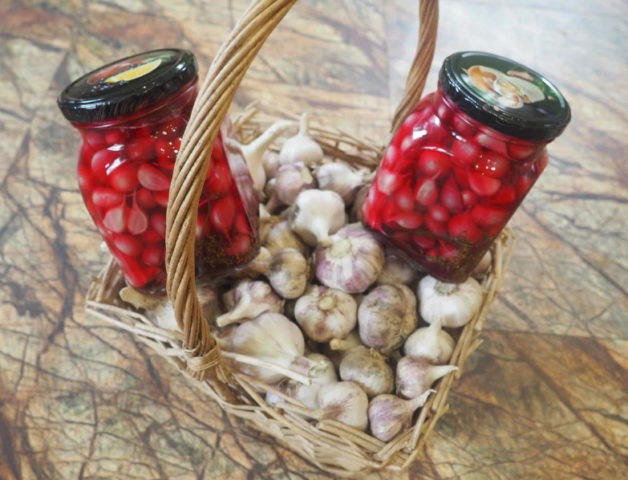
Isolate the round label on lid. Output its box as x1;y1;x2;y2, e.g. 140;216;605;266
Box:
439;52;570;141
58;49;197;124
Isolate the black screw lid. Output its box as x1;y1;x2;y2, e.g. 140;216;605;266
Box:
439;51;570;142
58;48;198;124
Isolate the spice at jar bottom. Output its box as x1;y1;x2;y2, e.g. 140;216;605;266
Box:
363;51;571;282
58;49;260;290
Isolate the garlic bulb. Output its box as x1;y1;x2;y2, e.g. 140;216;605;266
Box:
294;285;357;342
269;353;338;410
315;223;384;294
262;150;280;179
263;220;309;257
215;279;283;327
339;346;394;397
258;204;278;244
403;320;455;364
368;390;433;442
236;120;293;193
266;248;310;299
279;112;324;167
316;381;369;431
266;162;316;212
325;330;363;368
375;252;417;286
289;189;347;246
220;312;316;384
315;161;372;204
396;356;458;399
358;284;417;353
418;275;483;328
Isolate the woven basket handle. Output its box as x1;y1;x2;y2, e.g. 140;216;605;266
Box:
165;0;439;372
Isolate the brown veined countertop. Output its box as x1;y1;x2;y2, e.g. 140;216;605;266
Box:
0;1;626;479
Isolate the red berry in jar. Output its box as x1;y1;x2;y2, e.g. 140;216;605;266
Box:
364;51;570;282
58;49;260;290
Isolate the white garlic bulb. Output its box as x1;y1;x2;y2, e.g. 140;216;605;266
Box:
215;279;283;327
289;189;347;246
316;381;369;431
266;162;316;212
315;161;372;204
396;356;458;399
315;223;384;294
358;284;417;353
375;252;417;286
418;275;483;328
339;346;394;397
263;220;309;257
220;312;314;384
294;285;357;343
368;390;433;442
403;320;455;364
279;112;324;167
266;248;310;299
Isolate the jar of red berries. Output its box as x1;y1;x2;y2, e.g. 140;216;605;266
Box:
58;49;260;290
363;51;570;282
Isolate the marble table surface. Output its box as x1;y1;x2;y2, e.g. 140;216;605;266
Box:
1;0;626;478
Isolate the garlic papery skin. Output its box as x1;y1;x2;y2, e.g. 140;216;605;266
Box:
237;120;293;193
418;275;483;328
266;162;316;212
279;112;324;167
375;252;417;286
316;381;369;431
221;312;314;384
339;346;394;397
357;284;417;353
215;279;283;327
262;150;280;179
325;330;363;368
368;389;434;442
294;285;357;342
289;189;347;246
315;161;372;204
395;356;458;399
315;223;384;294
403;320;455;364
263;220;309;257
266;248;310;299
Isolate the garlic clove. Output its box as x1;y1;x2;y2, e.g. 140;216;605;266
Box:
314;223;384;294
396;356;458;399
368;390;434;442
339;346;394;397
279;112;324;167
316;381;369;431
403;319;455;364
418;275;483;328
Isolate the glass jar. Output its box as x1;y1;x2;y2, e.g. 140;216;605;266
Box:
58;49;260;290
363;51;570;282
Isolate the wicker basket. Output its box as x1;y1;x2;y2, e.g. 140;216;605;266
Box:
85;0;515;475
